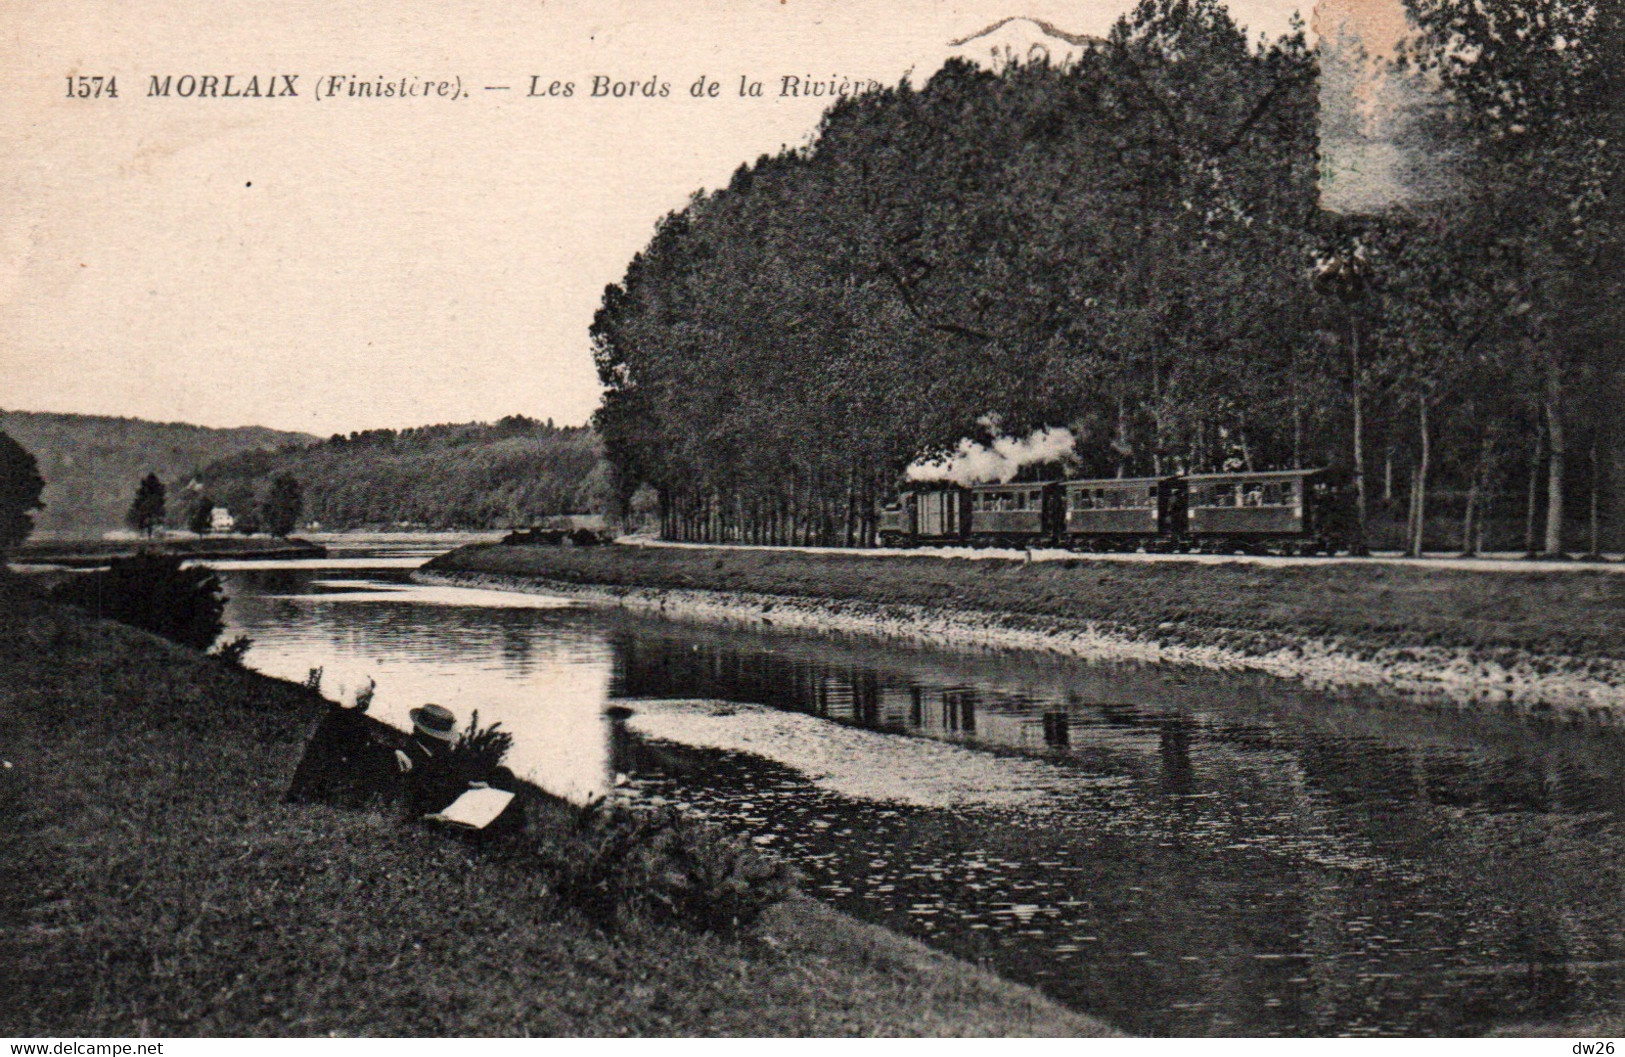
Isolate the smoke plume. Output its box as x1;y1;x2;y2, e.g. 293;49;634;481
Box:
906;425;1076;486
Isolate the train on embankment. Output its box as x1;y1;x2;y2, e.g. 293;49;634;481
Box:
877;468;1350;555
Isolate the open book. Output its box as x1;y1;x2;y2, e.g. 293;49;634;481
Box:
424;785;515;830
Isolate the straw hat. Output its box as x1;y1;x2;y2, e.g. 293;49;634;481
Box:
409;703;458;743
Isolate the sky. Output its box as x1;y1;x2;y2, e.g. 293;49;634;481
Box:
3;0;1376;437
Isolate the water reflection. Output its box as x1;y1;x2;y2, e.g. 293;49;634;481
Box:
225;565;614;804
221;562;1625;1037
607;623;1625;1036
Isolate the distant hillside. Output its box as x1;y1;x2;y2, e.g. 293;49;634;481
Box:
0;410;315;536
192;417;607;531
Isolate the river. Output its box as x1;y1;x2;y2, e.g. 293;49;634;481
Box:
213;543;1625;1037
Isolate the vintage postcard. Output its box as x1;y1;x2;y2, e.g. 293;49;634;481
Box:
2;0;1622;1044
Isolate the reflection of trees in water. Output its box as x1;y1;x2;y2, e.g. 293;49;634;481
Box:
230;569;603;677
242;569;314;596
611;627;1625;818
625;724;1613;1036
225;573;1625;1034
498;621;534;673
1159;717;1194;796
610;626;1625;1033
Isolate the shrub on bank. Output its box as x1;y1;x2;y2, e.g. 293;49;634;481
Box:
510;799;796;934
447;708;515;786
277;672;789;934
211;634;253;666
50;552;225;650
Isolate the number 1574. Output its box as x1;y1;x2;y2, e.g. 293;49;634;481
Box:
66;75;117;98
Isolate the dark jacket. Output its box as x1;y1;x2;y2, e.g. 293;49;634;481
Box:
397;736;469;818
285;705;401;808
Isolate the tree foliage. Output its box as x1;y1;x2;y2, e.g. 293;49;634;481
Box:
594;0;1324;545
593;0;1623;552
190;417;605;531
125;474;166;538
0;410;311;535
187;494;216;536
52;553;227;651
0;430;46;549
1393;0;1625;554
260;474;303;537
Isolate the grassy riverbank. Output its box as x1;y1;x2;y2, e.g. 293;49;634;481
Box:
15;536;328;569
0;573;1112;1037
428;543;1625;715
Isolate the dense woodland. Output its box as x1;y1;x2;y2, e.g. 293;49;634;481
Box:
0;411;313;535
190;417;607;531
591;0;1625;552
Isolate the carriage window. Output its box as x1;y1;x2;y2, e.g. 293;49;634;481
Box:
1280;481;1295;503
1212;484;1234;507
1264;483;1281;506
1243;484;1263;507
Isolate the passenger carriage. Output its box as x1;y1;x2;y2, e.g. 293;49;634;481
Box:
1182;469;1330;554
878;468;1340;554
966;482;1053;547
1059;476;1184;551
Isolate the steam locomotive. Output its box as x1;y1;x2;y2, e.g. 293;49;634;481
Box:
877;468;1346;554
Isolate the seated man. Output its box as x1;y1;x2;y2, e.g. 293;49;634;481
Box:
396;703;469;818
397;703;525;837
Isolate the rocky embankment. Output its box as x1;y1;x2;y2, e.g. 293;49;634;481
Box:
425;543;1625;723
